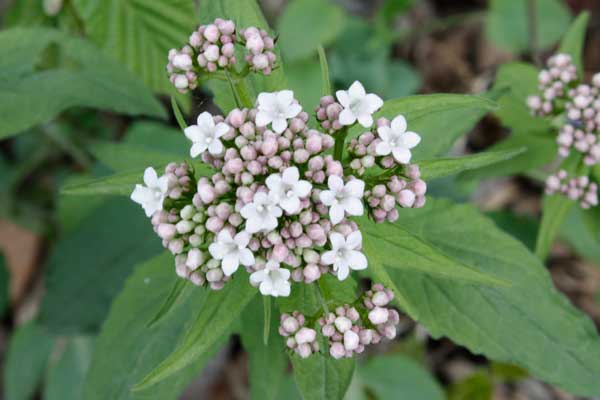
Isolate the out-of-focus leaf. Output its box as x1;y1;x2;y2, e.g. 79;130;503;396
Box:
72;0;196;93
486;0;572;53
278;0;345;62
487;211;539;251
0;28;166;139
2;0;51;27
44;336;95;400
558;12;590;75
0;254;8;317
84;253;224;400
562;207;600;266
39;198;163;333
291;354;355;400
286;59;323;110
358;355;444;400
448;371;494;400
3;322;54;400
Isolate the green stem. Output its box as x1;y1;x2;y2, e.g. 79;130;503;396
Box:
227;71;254;109
333;128;348;162
263;296;271;345
315;285;330;315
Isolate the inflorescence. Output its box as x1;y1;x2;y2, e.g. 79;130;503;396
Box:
527;53;599;208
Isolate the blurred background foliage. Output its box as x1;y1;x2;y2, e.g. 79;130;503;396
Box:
1;0;600;399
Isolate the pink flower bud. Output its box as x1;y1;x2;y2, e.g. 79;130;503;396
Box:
295;327;316;344
296;343;312;358
343;330;359;351
303;264;321;283
359;329;373;345
398;189;416;208
203;24;220;42
157;223;176;240
330;342;346;359
282;316;299;334
186;248;204;270
368;307;389;325
334;316;352;333
205;216;224;233
272;243;289;262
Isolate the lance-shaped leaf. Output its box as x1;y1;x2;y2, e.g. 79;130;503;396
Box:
349;94;496;159
291;355;355;400
558;12;590;75
134;273;257;389
418;148;526;181
84;253;225;400
381;198;600;397
44;336;94;400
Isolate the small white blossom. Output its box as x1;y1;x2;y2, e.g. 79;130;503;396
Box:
321;231;368;280
249;260;291;297
240;191;282;233
319;176;365;224
266;167;312;214
130;167;169;217
255;90;302;134
376;115;421;164
336;81;383;128
184;111;230;157
209;230;255;276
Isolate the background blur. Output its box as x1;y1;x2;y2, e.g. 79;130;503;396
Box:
1;0;600;399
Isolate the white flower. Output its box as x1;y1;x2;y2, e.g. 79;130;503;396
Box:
130;167;169;217
250;260;291;297
321;231;368;281
240;191;282;233
266;167;312;214
336;81;383;128
184;111;230;157
319;176;365;224
255;90;302;134
208;230;255;276
376;115;421;164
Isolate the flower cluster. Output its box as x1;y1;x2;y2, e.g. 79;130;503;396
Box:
527;53;577;116
545;170;598;209
278;283;400;359
167;18;277;93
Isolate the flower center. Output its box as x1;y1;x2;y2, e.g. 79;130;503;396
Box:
286;189;295;198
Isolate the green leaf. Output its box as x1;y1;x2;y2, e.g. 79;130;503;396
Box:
318;46;332;96
291;354;355;400
358;355;444;400
39;198;162;333
84;253;223;400
419;148;526;181
171;97;188;131
562;207;600;265
146;279;190;328
61;169;152;196
134;273;257;389
277;0;345;62
286;59;323;110
486;0;572;53
4;322;54;400
0;254;9;318
241;296;287;400
3;0;51;28
0;28;166;139
386;198;600;397
72;0;196;94
44;337;95;400
558;12;590;75
351;94;496;159
448;371;494;400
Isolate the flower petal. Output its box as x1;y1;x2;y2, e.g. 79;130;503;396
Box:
259;279;274;296
329;232;346;250
342;197;363;216
357;113;373;128
336;90;350;107
143;167;158;186
250;270;266;286
319;190;336;206
257;92;277;110
391;115;407;133
327;175;344;192
157;176;170;193
235;231;251;247
275;280;291;297
365;93;383;113
239;248;255;267
377;126;391;142
348;250;368;270
272;117;288;134
243;215;263;234
329;204;345;224
321;250;337;265
131;185;152;205
346;230;363;249
392;147;411;164
336;262;350;281
345;179;365;198
282;166;299;185
190;142;208;158
255;110;272;127
280;196;300;215
266;173;282;193
221;254;240;276
294;180;312;198
348;81;366;99
209;242;226;260
276;90;294;106
208;138;223;155
375;141;392;156
338;108;356;126
285;103;302;119
196;111;215;130
402;131;421;149
214;122;230;138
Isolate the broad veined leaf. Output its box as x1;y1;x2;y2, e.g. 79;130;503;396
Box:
418;148;526;181
277;0;345;62
349;94;496;159
240;296;287;400
44;336;95;400
39;198;163;333
486;0;572;53
3;322;54;400
562;207;600;265
286;59;323;111
385;198;600;397
291;354;355;400
134;272;257;389
84;253;224;400
558;12;590;75
72;0;197;93
0;28;166;139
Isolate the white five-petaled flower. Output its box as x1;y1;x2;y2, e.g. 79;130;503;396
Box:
266;167;312;214
184;111;230;157
321;231;368;281
250;260;291;297
376;115;421;164
209;230;255;276
240;191;282;233
130;167;169;217
336;81;383;128
255;90;302;134
319;176;365;224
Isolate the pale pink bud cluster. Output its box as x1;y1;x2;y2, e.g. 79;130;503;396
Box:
557;124;600;165
545;170;599;209
279;312;319;358
315;95;344;134
319;305;366;359
163;162;193;200
189;18;237;73
527;53;578;116
167;47;198;93
363;283;400;341
240;27;277;75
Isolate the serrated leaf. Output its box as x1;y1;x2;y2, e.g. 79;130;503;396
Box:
387;198;600;397
277;0;345;62
84;253;224;400
134;274;257;389
44;336;95;400
350;94;496;159
0;28;166;139
291;354;355;400
72;0;197;94
558;12;590;75
419;148;526;181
